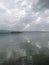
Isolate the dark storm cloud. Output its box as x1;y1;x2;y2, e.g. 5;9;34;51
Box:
35;0;49;11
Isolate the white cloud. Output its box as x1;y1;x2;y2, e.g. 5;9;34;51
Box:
23;24;30;31
36;17;41;24
0;0;49;31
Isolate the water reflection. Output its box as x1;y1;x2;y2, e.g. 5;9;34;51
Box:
35;42;42;48
0;32;49;65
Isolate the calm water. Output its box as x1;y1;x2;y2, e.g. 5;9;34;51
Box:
0;32;49;50
0;32;49;62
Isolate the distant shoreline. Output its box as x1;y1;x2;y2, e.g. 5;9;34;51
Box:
0;31;49;34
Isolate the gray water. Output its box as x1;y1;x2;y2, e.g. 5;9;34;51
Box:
0;32;49;49
0;32;49;63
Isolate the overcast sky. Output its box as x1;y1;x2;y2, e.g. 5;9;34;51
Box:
0;0;49;31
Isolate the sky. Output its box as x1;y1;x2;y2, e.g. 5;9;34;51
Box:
0;0;49;31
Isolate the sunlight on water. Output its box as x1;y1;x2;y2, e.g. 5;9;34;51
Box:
47;41;49;48
27;40;31;43
35;42;42;48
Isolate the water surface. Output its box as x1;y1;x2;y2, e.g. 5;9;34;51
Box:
0;32;49;63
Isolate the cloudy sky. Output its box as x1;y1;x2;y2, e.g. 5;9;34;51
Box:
0;0;49;31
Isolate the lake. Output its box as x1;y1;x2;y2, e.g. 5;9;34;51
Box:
0;32;49;64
